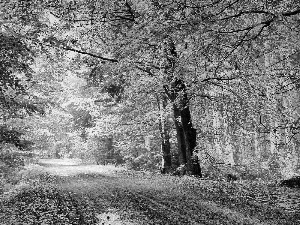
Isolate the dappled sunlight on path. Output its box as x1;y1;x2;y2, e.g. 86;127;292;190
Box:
96;209;138;225
38;158;126;177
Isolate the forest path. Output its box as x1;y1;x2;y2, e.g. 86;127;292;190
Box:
39;159;291;225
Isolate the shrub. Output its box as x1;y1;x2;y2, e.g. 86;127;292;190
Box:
0;152;24;175
0;151;27;194
125;152;160;171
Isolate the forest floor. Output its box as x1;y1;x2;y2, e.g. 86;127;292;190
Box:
4;158;300;225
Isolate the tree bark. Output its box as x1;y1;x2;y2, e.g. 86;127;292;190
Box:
180;104;201;176
171;78;201;176
163;80;202;176
105;135;114;159
157;94;172;173
173;104;187;165
160;36;202;176
160;125;172;173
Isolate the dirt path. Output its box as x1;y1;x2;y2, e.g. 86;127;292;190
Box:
38;159;296;225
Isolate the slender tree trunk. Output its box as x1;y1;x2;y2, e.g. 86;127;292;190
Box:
157;94;172;173
173;104;187;165
159;122;172;173
105;135;114;159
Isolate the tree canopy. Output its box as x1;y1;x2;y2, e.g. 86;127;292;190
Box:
1;0;300;177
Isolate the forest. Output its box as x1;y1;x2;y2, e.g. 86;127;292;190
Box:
1;0;300;224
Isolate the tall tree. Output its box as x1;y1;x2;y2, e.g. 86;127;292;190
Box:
159;36;201;175
5;0;300;176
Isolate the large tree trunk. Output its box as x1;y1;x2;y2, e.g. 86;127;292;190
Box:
170;92;201;176
170;78;201;176
180;103;201;176
160;36;202;176
164;80;202;176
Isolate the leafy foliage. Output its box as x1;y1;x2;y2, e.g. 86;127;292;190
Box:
0;125;34;150
0;32;45;178
0;34;43;118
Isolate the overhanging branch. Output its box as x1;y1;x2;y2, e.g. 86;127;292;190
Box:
61;46;118;62
201;76;238;82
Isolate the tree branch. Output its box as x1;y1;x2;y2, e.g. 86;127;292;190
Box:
220;10;275;20
61;46;118;62
201;76;237;83
218;18;273;34
135;66;155;76
212;0;240;18
282;8;300;17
